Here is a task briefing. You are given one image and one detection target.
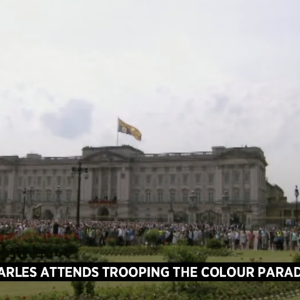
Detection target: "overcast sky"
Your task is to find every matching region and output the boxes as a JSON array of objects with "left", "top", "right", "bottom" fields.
[{"left": 0, "top": 0, "right": 299, "bottom": 201}]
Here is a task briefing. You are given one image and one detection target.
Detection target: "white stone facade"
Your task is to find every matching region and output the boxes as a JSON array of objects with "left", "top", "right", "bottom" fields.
[{"left": 0, "top": 145, "right": 268, "bottom": 227}]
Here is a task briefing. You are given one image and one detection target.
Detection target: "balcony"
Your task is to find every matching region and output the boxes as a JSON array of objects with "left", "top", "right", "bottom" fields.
[{"left": 88, "top": 197, "right": 117, "bottom": 206}]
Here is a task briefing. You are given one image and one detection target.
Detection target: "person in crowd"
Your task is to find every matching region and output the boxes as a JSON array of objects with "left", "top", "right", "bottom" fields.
[
  {"left": 248, "top": 230, "right": 255, "bottom": 250},
  {"left": 0, "top": 217, "right": 299, "bottom": 252},
  {"left": 285, "top": 228, "right": 291, "bottom": 251},
  {"left": 240, "top": 230, "right": 248, "bottom": 250}
]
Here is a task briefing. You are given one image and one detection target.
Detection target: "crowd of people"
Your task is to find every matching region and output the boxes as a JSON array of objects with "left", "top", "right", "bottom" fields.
[{"left": 0, "top": 218, "right": 299, "bottom": 251}]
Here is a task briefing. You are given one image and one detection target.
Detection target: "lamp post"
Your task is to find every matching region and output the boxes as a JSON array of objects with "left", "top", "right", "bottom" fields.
[
  {"left": 168, "top": 191, "right": 174, "bottom": 223},
  {"left": 189, "top": 191, "right": 197, "bottom": 207},
  {"left": 65, "top": 199, "right": 69, "bottom": 221},
  {"left": 295, "top": 185, "right": 299, "bottom": 226},
  {"left": 189, "top": 191, "right": 197, "bottom": 223},
  {"left": 222, "top": 190, "right": 229, "bottom": 226},
  {"left": 22, "top": 187, "right": 34, "bottom": 221},
  {"left": 71, "top": 161, "right": 88, "bottom": 228},
  {"left": 55, "top": 185, "right": 61, "bottom": 201},
  {"left": 115, "top": 201, "right": 118, "bottom": 221},
  {"left": 55, "top": 185, "right": 62, "bottom": 219}
]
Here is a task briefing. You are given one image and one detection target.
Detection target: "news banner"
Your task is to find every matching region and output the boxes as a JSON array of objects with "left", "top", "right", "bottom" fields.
[{"left": 0, "top": 263, "right": 299, "bottom": 281}]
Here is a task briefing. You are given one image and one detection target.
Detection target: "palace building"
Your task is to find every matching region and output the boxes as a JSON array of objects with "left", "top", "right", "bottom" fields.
[{"left": 0, "top": 144, "right": 276, "bottom": 228}]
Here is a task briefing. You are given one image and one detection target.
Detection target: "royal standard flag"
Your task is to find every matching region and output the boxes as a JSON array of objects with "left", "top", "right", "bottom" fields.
[{"left": 118, "top": 118, "right": 142, "bottom": 141}]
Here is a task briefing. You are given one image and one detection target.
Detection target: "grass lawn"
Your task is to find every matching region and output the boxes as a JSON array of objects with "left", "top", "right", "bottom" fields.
[{"left": 0, "top": 251, "right": 297, "bottom": 298}]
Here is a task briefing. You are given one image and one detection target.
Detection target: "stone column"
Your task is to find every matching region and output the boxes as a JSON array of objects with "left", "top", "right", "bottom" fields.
[
  {"left": 215, "top": 166, "right": 223, "bottom": 201},
  {"left": 8, "top": 168, "right": 16, "bottom": 200},
  {"left": 250, "top": 165, "right": 258, "bottom": 202},
  {"left": 108, "top": 168, "right": 111, "bottom": 200},
  {"left": 83, "top": 169, "right": 92, "bottom": 202},
  {"left": 98, "top": 169, "right": 102, "bottom": 198}
]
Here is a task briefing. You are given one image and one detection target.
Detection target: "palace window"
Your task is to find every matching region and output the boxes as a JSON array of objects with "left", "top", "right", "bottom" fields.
[
  {"left": 208, "top": 174, "right": 215, "bottom": 185},
  {"left": 182, "top": 174, "right": 188, "bottom": 185},
  {"left": 47, "top": 176, "right": 51, "bottom": 186},
  {"left": 244, "top": 172, "right": 250, "bottom": 183},
  {"left": 170, "top": 191, "right": 176, "bottom": 203},
  {"left": 146, "top": 175, "right": 152, "bottom": 185},
  {"left": 67, "top": 176, "right": 72, "bottom": 186},
  {"left": 66, "top": 190, "right": 72, "bottom": 202},
  {"left": 37, "top": 176, "right": 41, "bottom": 186},
  {"left": 158, "top": 174, "right": 164, "bottom": 185},
  {"left": 170, "top": 174, "right": 176, "bottom": 185},
  {"left": 93, "top": 176, "right": 98, "bottom": 185},
  {"left": 27, "top": 176, "right": 32, "bottom": 186},
  {"left": 195, "top": 189, "right": 201, "bottom": 203},
  {"left": 224, "top": 172, "right": 229, "bottom": 184},
  {"left": 233, "top": 189, "right": 240, "bottom": 202},
  {"left": 146, "top": 192, "right": 151, "bottom": 202},
  {"left": 57, "top": 176, "right": 61, "bottom": 186},
  {"left": 36, "top": 190, "right": 41, "bottom": 201},
  {"left": 158, "top": 191, "right": 163, "bottom": 203},
  {"left": 182, "top": 190, "right": 189, "bottom": 202},
  {"left": 134, "top": 175, "right": 139, "bottom": 185},
  {"left": 244, "top": 189, "right": 250, "bottom": 202},
  {"left": 208, "top": 190, "right": 214, "bottom": 203},
  {"left": 234, "top": 172, "right": 240, "bottom": 183},
  {"left": 134, "top": 191, "right": 140, "bottom": 202},
  {"left": 195, "top": 174, "right": 201, "bottom": 184},
  {"left": 18, "top": 190, "right": 22, "bottom": 201},
  {"left": 46, "top": 190, "right": 51, "bottom": 202},
  {"left": 4, "top": 177, "right": 8, "bottom": 185},
  {"left": 3, "top": 191, "right": 7, "bottom": 201}
]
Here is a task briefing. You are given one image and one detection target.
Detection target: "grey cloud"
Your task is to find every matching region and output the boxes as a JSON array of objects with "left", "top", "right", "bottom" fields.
[
  {"left": 36, "top": 88, "right": 55, "bottom": 102},
  {"left": 228, "top": 105, "right": 245, "bottom": 116},
  {"left": 21, "top": 109, "right": 34, "bottom": 121},
  {"left": 5, "top": 116, "right": 13, "bottom": 130},
  {"left": 212, "top": 94, "right": 229, "bottom": 113},
  {"left": 40, "top": 99, "right": 93, "bottom": 139}
]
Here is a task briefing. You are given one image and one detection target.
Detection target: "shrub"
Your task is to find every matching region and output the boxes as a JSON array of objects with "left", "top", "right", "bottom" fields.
[
  {"left": 107, "top": 238, "right": 117, "bottom": 247},
  {"left": 0, "top": 232, "right": 80, "bottom": 262},
  {"left": 80, "top": 245, "right": 233, "bottom": 257},
  {"left": 71, "top": 281, "right": 96, "bottom": 297},
  {"left": 144, "top": 229, "right": 161, "bottom": 247},
  {"left": 293, "top": 253, "right": 300, "bottom": 263},
  {"left": 206, "top": 239, "right": 223, "bottom": 249},
  {"left": 2, "top": 281, "right": 300, "bottom": 300}
]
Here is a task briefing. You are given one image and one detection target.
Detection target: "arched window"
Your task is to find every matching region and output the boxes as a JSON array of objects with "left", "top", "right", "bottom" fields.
[
  {"left": 170, "top": 189, "right": 176, "bottom": 203},
  {"left": 233, "top": 189, "right": 240, "bottom": 202},
  {"left": 46, "top": 190, "right": 51, "bottom": 202},
  {"left": 145, "top": 190, "right": 151, "bottom": 202},
  {"left": 36, "top": 190, "right": 41, "bottom": 202},
  {"left": 195, "top": 189, "right": 201, "bottom": 203},
  {"left": 133, "top": 190, "right": 140, "bottom": 202},
  {"left": 66, "top": 190, "right": 72, "bottom": 202},
  {"left": 208, "top": 189, "right": 214, "bottom": 203},
  {"left": 157, "top": 190, "right": 163, "bottom": 203},
  {"left": 182, "top": 189, "right": 189, "bottom": 202}
]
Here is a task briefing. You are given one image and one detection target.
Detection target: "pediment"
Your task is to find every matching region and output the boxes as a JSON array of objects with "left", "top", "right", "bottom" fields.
[
  {"left": 83, "top": 150, "right": 128, "bottom": 163},
  {"left": 216, "top": 148, "right": 267, "bottom": 166},
  {"left": 217, "top": 149, "right": 256, "bottom": 160}
]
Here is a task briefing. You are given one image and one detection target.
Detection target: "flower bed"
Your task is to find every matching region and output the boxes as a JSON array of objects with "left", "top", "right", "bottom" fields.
[
  {"left": 0, "top": 231, "right": 80, "bottom": 261},
  {"left": 1, "top": 281, "right": 300, "bottom": 300},
  {"left": 80, "top": 245, "right": 233, "bottom": 257}
]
